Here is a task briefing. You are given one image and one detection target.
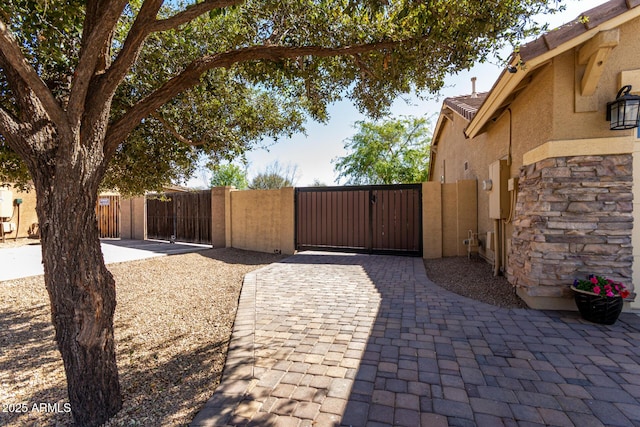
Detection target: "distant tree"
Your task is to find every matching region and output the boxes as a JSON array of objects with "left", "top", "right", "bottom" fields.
[
  {"left": 209, "top": 162, "right": 248, "bottom": 189},
  {"left": 249, "top": 161, "right": 299, "bottom": 189},
  {"left": 310, "top": 179, "right": 328, "bottom": 187},
  {"left": 333, "top": 116, "right": 432, "bottom": 185}
]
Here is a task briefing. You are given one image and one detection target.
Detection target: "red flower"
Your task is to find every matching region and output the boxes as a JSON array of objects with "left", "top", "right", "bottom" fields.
[
  {"left": 621, "top": 290, "right": 631, "bottom": 299},
  {"left": 590, "top": 277, "right": 599, "bottom": 284}
]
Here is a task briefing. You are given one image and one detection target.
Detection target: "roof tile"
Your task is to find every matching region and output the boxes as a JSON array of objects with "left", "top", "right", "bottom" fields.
[{"left": 444, "top": 93, "right": 488, "bottom": 122}]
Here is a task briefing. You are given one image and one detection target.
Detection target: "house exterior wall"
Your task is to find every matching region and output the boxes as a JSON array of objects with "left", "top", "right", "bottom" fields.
[
  {"left": 430, "top": 16, "right": 640, "bottom": 310},
  {"left": 430, "top": 65, "right": 554, "bottom": 263},
  {"left": 0, "top": 184, "right": 38, "bottom": 239},
  {"left": 508, "top": 154, "right": 633, "bottom": 309}
]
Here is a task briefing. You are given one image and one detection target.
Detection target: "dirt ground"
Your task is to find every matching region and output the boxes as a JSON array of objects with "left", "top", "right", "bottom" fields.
[{"left": 0, "top": 248, "right": 284, "bottom": 427}]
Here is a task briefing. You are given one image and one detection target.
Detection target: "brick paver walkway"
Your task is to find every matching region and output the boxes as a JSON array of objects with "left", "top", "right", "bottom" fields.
[{"left": 191, "top": 252, "right": 640, "bottom": 427}]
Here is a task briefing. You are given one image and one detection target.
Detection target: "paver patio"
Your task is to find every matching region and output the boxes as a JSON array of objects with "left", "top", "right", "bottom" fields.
[{"left": 191, "top": 251, "right": 640, "bottom": 427}]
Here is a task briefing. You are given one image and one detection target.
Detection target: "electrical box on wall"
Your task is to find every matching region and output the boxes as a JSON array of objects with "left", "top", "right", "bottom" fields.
[
  {"left": 0, "top": 188, "right": 13, "bottom": 218},
  {"left": 488, "top": 160, "right": 510, "bottom": 219}
]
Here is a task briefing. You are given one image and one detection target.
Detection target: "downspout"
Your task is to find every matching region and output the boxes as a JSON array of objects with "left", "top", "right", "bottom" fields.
[{"left": 496, "top": 108, "right": 514, "bottom": 276}]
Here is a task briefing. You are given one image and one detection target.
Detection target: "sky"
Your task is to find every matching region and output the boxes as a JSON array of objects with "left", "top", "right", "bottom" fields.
[{"left": 189, "top": 0, "right": 609, "bottom": 188}]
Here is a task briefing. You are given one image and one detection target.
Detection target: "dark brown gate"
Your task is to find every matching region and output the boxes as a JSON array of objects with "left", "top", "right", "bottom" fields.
[
  {"left": 146, "top": 190, "right": 211, "bottom": 244},
  {"left": 96, "top": 195, "right": 120, "bottom": 238},
  {"left": 296, "top": 184, "right": 422, "bottom": 255}
]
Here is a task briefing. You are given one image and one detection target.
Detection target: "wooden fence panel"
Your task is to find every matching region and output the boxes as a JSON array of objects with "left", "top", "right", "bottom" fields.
[
  {"left": 96, "top": 195, "right": 120, "bottom": 238},
  {"left": 146, "top": 191, "right": 211, "bottom": 244},
  {"left": 146, "top": 196, "right": 174, "bottom": 241}
]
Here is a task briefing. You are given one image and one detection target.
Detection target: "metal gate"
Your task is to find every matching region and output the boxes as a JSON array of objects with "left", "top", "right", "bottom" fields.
[
  {"left": 146, "top": 190, "right": 211, "bottom": 244},
  {"left": 295, "top": 184, "right": 422, "bottom": 255},
  {"left": 96, "top": 195, "right": 120, "bottom": 238}
]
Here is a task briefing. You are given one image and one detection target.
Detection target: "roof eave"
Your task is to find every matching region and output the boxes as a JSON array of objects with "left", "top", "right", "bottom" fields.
[{"left": 464, "top": 2, "right": 640, "bottom": 139}]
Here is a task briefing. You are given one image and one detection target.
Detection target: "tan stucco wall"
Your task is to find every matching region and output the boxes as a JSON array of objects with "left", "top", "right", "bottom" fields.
[
  {"left": 0, "top": 184, "right": 38, "bottom": 239},
  {"left": 633, "top": 132, "right": 640, "bottom": 311},
  {"left": 227, "top": 187, "right": 295, "bottom": 255},
  {"left": 210, "top": 186, "right": 230, "bottom": 248},
  {"left": 555, "top": 18, "right": 640, "bottom": 141},
  {"left": 431, "top": 65, "right": 554, "bottom": 253},
  {"left": 120, "top": 196, "right": 146, "bottom": 240},
  {"left": 423, "top": 180, "right": 477, "bottom": 259}
]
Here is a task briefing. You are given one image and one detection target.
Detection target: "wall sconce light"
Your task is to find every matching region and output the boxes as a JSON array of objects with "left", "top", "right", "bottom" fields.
[{"left": 606, "top": 85, "right": 640, "bottom": 130}]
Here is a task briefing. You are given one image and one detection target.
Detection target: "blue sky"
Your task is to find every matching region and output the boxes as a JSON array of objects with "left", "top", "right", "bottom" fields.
[{"left": 190, "top": 0, "right": 608, "bottom": 188}]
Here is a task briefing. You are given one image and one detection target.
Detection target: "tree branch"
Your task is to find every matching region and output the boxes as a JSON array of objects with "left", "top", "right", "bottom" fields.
[
  {"left": 100, "top": 0, "right": 242, "bottom": 105},
  {"left": 353, "top": 54, "right": 379, "bottom": 80},
  {"left": 0, "top": 105, "right": 19, "bottom": 139},
  {"left": 66, "top": 0, "right": 127, "bottom": 126},
  {"left": 0, "top": 106, "right": 34, "bottom": 161},
  {"left": 104, "top": 40, "right": 405, "bottom": 154},
  {"left": 0, "top": 19, "right": 68, "bottom": 137},
  {"left": 96, "top": 0, "right": 164, "bottom": 103},
  {"left": 151, "top": 112, "right": 205, "bottom": 146},
  {"left": 150, "top": 0, "right": 244, "bottom": 33}
]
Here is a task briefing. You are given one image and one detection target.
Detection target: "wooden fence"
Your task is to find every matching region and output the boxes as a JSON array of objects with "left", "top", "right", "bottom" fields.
[
  {"left": 146, "top": 191, "right": 211, "bottom": 244},
  {"left": 96, "top": 195, "right": 120, "bottom": 238}
]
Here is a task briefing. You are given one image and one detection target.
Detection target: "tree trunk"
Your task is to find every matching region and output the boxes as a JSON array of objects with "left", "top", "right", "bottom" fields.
[{"left": 34, "top": 166, "right": 122, "bottom": 426}]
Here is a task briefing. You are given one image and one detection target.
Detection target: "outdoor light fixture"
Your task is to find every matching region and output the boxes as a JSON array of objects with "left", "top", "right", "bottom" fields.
[{"left": 606, "top": 85, "right": 640, "bottom": 130}]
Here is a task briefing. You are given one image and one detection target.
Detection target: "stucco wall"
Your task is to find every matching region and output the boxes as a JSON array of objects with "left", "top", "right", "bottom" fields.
[
  {"left": 227, "top": 187, "right": 295, "bottom": 255},
  {"left": 554, "top": 18, "right": 640, "bottom": 141},
  {"left": 0, "top": 184, "right": 39, "bottom": 239},
  {"left": 430, "top": 15, "right": 640, "bottom": 309},
  {"left": 431, "top": 65, "right": 554, "bottom": 254},
  {"left": 211, "top": 186, "right": 229, "bottom": 248},
  {"left": 423, "top": 180, "right": 477, "bottom": 259},
  {"left": 120, "top": 196, "right": 146, "bottom": 240}
]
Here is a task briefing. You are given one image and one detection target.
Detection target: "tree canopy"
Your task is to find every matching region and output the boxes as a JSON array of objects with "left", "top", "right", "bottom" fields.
[
  {"left": 209, "top": 162, "right": 248, "bottom": 188},
  {"left": 1, "top": 0, "right": 561, "bottom": 195},
  {"left": 249, "top": 160, "right": 299, "bottom": 189},
  {"left": 334, "top": 116, "right": 432, "bottom": 184}
]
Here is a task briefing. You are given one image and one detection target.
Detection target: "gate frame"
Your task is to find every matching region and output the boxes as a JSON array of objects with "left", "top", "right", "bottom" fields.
[{"left": 295, "top": 183, "right": 423, "bottom": 256}]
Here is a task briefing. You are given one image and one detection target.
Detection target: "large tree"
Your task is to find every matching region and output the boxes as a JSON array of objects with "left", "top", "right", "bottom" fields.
[
  {"left": 209, "top": 161, "right": 249, "bottom": 188},
  {"left": 0, "top": 0, "right": 560, "bottom": 425},
  {"left": 249, "top": 160, "right": 299, "bottom": 189},
  {"left": 334, "top": 115, "right": 432, "bottom": 184}
]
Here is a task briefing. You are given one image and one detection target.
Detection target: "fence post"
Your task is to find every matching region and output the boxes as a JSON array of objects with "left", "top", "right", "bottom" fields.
[
  {"left": 224, "top": 186, "right": 234, "bottom": 248},
  {"left": 423, "top": 182, "right": 443, "bottom": 259},
  {"left": 280, "top": 187, "right": 296, "bottom": 254},
  {"left": 211, "top": 186, "right": 230, "bottom": 248}
]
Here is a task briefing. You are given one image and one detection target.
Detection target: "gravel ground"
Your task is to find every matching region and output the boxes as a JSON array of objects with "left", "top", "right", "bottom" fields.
[
  {"left": 0, "top": 248, "right": 283, "bottom": 427},
  {"left": 1, "top": 245, "right": 525, "bottom": 426},
  {"left": 424, "top": 256, "right": 529, "bottom": 309}
]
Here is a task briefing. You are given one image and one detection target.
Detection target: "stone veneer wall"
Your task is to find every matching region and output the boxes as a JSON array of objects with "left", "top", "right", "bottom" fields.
[{"left": 507, "top": 154, "right": 633, "bottom": 299}]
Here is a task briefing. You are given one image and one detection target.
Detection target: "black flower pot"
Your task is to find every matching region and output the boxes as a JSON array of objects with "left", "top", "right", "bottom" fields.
[{"left": 572, "top": 287, "right": 624, "bottom": 325}]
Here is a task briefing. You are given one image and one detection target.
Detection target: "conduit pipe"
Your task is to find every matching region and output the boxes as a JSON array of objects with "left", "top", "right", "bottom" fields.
[{"left": 493, "top": 219, "right": 500, "bottom": 277}]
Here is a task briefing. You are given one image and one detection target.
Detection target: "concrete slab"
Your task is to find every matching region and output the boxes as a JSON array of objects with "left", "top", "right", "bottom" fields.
[{"left": 0, "top": 239, "right": 209, "bottom": 281}]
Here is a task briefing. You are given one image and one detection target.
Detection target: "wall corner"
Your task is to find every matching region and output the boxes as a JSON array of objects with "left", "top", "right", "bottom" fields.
[{"left": 280, "top": 187, "right": 296, "bottom": 255}]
